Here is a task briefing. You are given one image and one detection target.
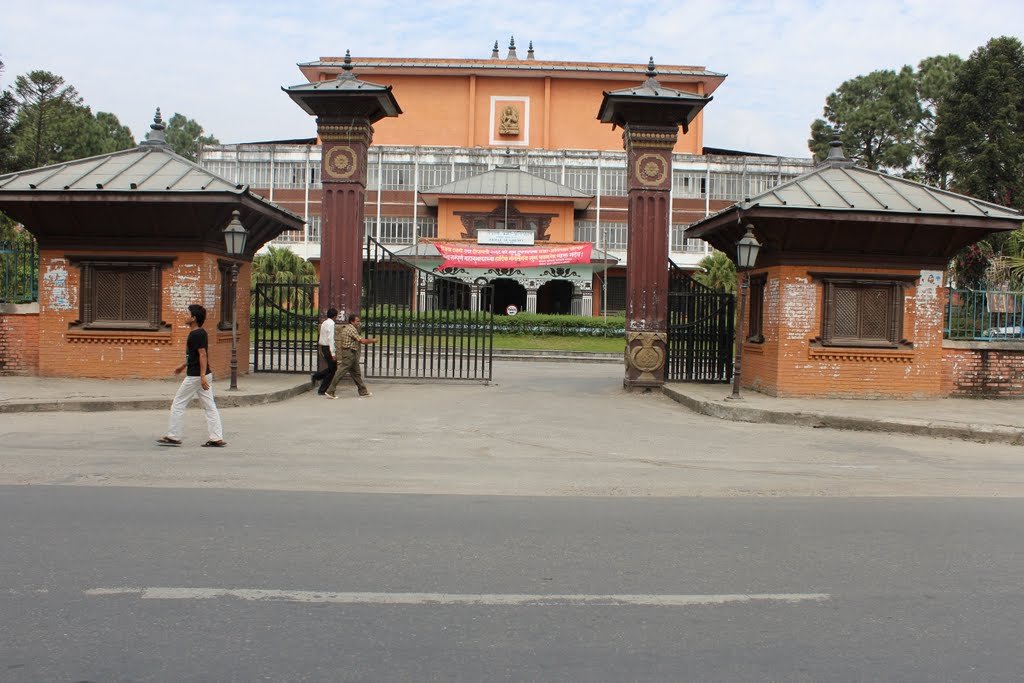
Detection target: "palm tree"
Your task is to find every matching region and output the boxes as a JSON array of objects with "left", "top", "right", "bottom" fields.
[
  {"left": 694, "top": 250, "right": 737, "bottom": 293},
  {"left": 251, "top": 245, "right": 317, "bottom": 308}
]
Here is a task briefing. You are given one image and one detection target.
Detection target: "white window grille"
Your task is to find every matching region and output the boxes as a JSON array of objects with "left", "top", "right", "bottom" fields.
[
  {"left": 670, "top": 224, "right": 688, "bottom": 252},
  {"left": 418, "top": 164, "right": 452, "bottom": 190},
  {"left": 371, "top": 216, "right": 416, "bottom": 244},
  {"left": 418, "top": 216, "right": 438, "bottom": 239},
  {"left": 453, "top": 163, "right": 488, "bottom": 181},
  {"left": 366, "top": 159, "right": 379, "bottom": 190},
  {"left": 708, "top": 172, "right": 743, "bottom": 200},
  {"left": 600, "top": 167, "right": 626, "bottom": 196},
  {"left": 564, "top": 166, "right": 598, "bottom": 194},
  {"left": 671, "top": 224, "right": 710, "bottom": 253},
  {"left": 237, "top": 161, "right": 272, "bottom": 188},
  {"left": 673, "top": 170, "right": 706, "bottom": 198},
  {"left": 204, "top": 160, "right": 238, "bottom": 183},
  {"left": 574, "top": 220, "right": 597, "bottom": 244},
  {"left": 380, "top": 163, "right": 414, "bottom": 190},
  {"left": 274, "top": 229, "right": 304, "bottom": 243},
  {"left": 273, "top": 162, "right": 307, "bottom": 190},
  {"left": 600, "top": 222, "right": 628, "bottom": 250},
  {"left": 527, "top": 165, "right": 562, "bottom": 183},
  {"left": 744, "top": 173, "right": 778, "bottom": 197},
  {"left": 307, "top": 215, "right": 321, "bottom": 242}
]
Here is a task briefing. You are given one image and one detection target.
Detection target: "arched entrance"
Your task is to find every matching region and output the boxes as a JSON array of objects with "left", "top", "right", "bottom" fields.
[
  {"left": 537, "top": 279, "right": 574, "bottom": 315},
  {"left": 485, "top": 278, "right": 527, "bottom": 315}
]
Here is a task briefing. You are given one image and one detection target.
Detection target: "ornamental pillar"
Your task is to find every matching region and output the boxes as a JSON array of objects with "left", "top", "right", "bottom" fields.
[
  {"left": 526, "top": 287, "right": 538, "bottom": 314},
  {"left": 597, "top": 58, "right": 711, "bottom": 389}
]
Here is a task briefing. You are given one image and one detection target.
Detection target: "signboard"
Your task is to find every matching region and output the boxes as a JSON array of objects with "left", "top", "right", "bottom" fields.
[
  {"left": 434, "top": 243, "right": 592, "bottom": 270},
  {"left": 477, "top": 229, "right": 535, "bottom": 246}
]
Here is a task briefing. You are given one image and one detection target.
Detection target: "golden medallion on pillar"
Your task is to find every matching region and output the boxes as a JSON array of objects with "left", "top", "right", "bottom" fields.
[
  {"left": 626, "top": 331, "right": 667, "bottom": 381},
  {"left": 323, "top": 145, "right": 358, "bottom": 180},
  {"left": 634, "top": 153, "right": 669, "bottom": 187}
]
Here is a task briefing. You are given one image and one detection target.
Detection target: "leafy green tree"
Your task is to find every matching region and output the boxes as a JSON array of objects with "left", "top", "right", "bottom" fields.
[
  {"left": 149, "top": 112, "right": 218, "bottom": 161},
  {"left": 932, "top": 36, "right": 1024, "bottom": 210},
  {"left": 808, "top": 66, "right": 922, "bottom": 172},
  {"left": 251, "top": 245, "right": 317, "bottom": 308},
  {"left": 693, "top": 250, "right": 736, "bottom": 293},
  {"left": 0, "top": 59, "right": 16, "bottom": 174}
]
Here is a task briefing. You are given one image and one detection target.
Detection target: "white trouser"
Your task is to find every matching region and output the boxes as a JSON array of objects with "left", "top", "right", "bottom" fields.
[{"left": 167, "top": 373, "right": 223, "bottom": 441}]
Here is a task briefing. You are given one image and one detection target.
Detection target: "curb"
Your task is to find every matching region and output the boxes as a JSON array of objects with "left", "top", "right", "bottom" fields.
[
  {"left": 0, "top": 382, "right": 314, "bottom": 414},
  {"left": 492, "top": 349, "right": 620, "bottom": 364},
  {"left": 661, "top": 386, "right": 1024, "bottom": 446}
]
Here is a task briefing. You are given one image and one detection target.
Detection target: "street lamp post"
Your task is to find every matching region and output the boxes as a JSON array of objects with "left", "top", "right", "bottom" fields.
[
  {"left": 222, "top": 210, "right": 249, "bottom": 391},
  {"left": 727, "top": 225, "right": 761, "bottom": 401}
]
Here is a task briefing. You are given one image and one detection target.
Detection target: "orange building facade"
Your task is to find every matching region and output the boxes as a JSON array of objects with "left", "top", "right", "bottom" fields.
[{"left": 201, "top": 43, "right": 813, "bottom": 316}]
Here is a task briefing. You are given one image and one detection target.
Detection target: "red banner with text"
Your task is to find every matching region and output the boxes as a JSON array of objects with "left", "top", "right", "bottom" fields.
[{"left": 434, "top": 243, "right": 593, "bottom": 270}]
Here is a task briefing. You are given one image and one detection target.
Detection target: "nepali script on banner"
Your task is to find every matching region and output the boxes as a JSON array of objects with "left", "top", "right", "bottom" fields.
[{"left": 434, "top": 243, "right": 593, "bottom": 270}]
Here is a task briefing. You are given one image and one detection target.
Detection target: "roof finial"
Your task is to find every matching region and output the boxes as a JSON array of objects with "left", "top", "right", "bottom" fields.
[
  {"left": 338, "top": 49, "right": 355, "bottom": 80},
  {"left": 643, "top": 57, "right": 661, "bottom": 89},
  {"left": 491, "top": 41, "right": 500, "bottom": 59},
  {"left": 825, "top": 134, "right": 848, "bottom": 163},
  {"left": 527, "top": 41, "right": 535, "bottom": 60},
  {"left": 507, "top": 36, "right": 518, "bottom": 60},
  {"left": 140, "top": 107, "right": 169, "bottom": 148}
]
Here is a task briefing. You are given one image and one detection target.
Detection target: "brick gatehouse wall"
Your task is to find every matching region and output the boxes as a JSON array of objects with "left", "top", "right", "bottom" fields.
[
  {"left": 0, "top": 303, "right": 40, "bottom": 376},
  {"left": 942, "top": 341, "right": 1024, "bottom": 397}
]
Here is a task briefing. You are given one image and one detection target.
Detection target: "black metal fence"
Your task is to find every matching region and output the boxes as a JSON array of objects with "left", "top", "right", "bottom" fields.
[
  {"left": 250, "top": 282, "right": 319, "bottom": 373},
  {"left": 666, "top": 265, "right": 735, "bottom": 382},
  {"left": 363, "top": 237, "right": 494, "bottom": 381},
  {"left": 1, "top": 239, "right": 39, "bottom": 303}
]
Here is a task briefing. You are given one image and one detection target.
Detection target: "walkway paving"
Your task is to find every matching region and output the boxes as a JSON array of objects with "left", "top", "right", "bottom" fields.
[{"left": 1, "top": 358, "right": 1022, "bottom": 444}]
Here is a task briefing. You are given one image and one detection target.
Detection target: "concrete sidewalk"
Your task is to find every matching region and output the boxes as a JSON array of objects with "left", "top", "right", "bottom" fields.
[
  {"left": 662, "top": 382, "right": 1024, "bottom": 446},
  {"left": 1, "top": 361, "right": 1022, "bottom": 444}
]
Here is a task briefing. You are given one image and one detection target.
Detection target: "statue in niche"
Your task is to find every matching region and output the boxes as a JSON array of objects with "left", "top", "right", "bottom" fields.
[{"left": 499, "top": 105, "right": 520, "bottom": 136}]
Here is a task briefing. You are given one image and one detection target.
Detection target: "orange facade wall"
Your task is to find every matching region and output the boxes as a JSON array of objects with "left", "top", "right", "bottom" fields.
[
  {"left": 0, "top": 305, "right": 40, "bottom": 375},
  {"left": 36, "top": 249, "right": 250, "bottom": 379},
  {"left": 366, "top": 73, "right": 703, "bottom": 153},
  {"left": 742, "top": 264, "right": 948, "bottom": 398},
  {"left": 435, "top": 199, "right": 575, "bottom": 242}
]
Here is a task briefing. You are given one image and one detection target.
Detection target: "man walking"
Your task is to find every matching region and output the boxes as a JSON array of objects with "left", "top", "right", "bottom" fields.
[
  {"left": 157, "top": 304, "right": 226, "bottom": 447},
  {"left": 325, "top": 314, "right": 378, "bottom": 399},
  {"left": 311, "top": 307, "right": 339, "bottom": 395}
]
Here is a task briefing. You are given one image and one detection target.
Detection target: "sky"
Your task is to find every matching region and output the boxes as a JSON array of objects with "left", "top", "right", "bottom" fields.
[{"left": 2, "top": 0, "right": 1022, "bottom": 160}]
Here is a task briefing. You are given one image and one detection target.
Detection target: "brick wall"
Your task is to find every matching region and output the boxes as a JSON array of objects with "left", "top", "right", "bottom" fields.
[
  {"left": 942, "top": 341, "right": 1024, "bottom": 397},
  {"left": 37, "top": 249, "right": 251, "bottom": 379},
  {"left": 743, "top": 264, "right": 948, "bottom": 398},
  {"left": 0, "top": 303, "right": 40, "bottom": 375}
]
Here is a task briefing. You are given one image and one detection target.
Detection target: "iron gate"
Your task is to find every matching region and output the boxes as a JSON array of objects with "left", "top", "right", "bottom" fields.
[
  {"left": 363, "top": 237, "right": 494, "bottom": 381},
  {"left": 666, "top": 265, "right": 735, "bottom": 382},
  {"left": 251, "top": 282, "right": 319, "bottom": 373}
]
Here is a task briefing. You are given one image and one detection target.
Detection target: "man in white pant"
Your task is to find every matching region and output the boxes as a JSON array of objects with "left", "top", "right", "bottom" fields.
[{"left": 157, "top": 304, "right": 226, "bottom": 447}]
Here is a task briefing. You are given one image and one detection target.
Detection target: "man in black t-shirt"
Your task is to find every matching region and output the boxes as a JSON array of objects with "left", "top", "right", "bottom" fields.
[{"left": 157, "top": 304, "right": 226, "bottom": 447}]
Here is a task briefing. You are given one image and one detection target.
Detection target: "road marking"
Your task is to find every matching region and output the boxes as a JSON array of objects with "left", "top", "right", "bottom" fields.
[{"left": 85, "top": 587, "right": 829, "bottom": 606}]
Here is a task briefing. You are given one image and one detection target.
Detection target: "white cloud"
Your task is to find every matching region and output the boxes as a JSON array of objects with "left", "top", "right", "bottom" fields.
[{"left": 1, "top": 0, "right": 1021, "bottom": 158}]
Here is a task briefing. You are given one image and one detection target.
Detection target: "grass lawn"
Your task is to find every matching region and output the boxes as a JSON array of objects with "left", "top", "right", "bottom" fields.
[{"left": 493, "top": 334, "right": 623, "bottom": 352}]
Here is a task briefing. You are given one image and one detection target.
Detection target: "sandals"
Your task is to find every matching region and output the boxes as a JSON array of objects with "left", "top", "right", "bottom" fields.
[
  {"left": 157, "top": 436, "right": 182, "bottom": 446},
  {"left": 201, "top": 440, "right": 227, "bottom": 448}
]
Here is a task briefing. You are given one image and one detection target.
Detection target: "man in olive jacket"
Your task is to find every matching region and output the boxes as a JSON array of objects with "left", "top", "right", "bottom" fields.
[{"left": 324, "top": 313, "right": 378, "bottom": 399}]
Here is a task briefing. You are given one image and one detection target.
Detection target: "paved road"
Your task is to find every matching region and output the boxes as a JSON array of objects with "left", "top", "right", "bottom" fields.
[
  {"left": 3, "top": 487, "right": 1023, "bottom": 682},
  {"left": 2, "top": 363, "right": 1023, "bottom": 497}
]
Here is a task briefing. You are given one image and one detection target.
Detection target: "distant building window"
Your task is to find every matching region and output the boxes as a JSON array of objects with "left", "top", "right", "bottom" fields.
[
  {"left": 813, "top": 273, "right": 916, "bottom": 348},
  {"left": 604, "top": 275, "right": 627, "bottom": 314},
  {"left": 68, "top": 256, "right": 174, "bottom": 332}
]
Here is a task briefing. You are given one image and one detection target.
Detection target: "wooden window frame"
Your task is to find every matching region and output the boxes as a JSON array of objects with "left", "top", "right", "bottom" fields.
[
  {"left": 68, "top": 255, "right": 174, "bottom": 332},
  {"left": 810, "top": 272, "right": 917, "bottom": 349},
  {"left": 746, "top": 273, "right": 766, "bottom": 344}
]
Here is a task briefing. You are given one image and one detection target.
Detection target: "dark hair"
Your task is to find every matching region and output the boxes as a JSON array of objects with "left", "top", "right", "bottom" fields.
[
  {"left": 325, "top": 308, "right": 338, "bottom": 319},
  {"left": 348, "top": 313, "right": 358, "bottom": 323},
  {"left": 188, "top": 304, "right": 207, "bottom": 327}
]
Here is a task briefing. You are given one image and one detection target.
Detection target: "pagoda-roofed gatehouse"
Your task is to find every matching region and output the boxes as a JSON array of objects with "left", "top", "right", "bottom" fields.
[
  {"left": 686, "top": 140, "right": 1022, "bottom": 398},
  {"left": 0, "top": 110, "right": 304, "bottom": 378}
]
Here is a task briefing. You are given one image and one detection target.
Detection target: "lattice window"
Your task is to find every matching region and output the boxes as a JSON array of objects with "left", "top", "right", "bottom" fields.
[
  {"left": 308, "top": 215, "right": 321, "bottom": 242},
  {"left": 604, "top": 275, "right": 627, "bottom": 314},
  {"left": 527, "top": 164, "right": 562, "bottom": 183},
  {"left": 418, "top": 215, "right": 438, "bottom": 239},
  {"left": 453, "top": 163, "right": 488, "bottom": 181},
  {"left": 380, "top": 163, "right": 414, "bottom": 190},
  {"left": 237, "top": 161, "right": 272, "bottom": 188},
  {"left": 673, "top": 171, "right": 706, "bottom": 198},
  {"left": 817, "top": 274, "right": 913, "bottom": 348},
  {"left": 204, "top": 160, "right": 238, "bottom": 183},
  {"left": 273, "top": 162, "right": 308, "bottom": 190},
  {"left": 69, "top": 257, "right": 173, "bottom": 331}
]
